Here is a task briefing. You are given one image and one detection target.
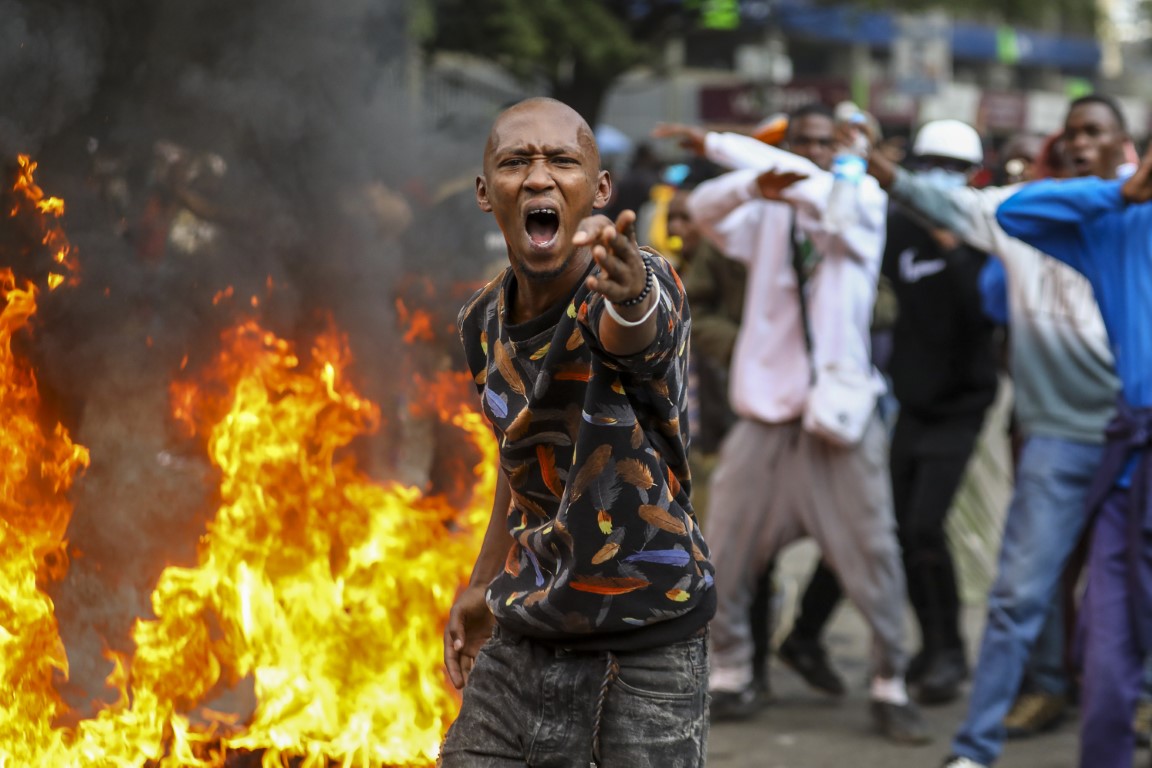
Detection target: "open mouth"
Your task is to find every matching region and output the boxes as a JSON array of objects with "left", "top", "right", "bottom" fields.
[
  {"left": 1071, "top": 155, "right": 1093, "bottom": 173},
  {"left": 525, "top": 207, "right": 560, "bottom": 248}
]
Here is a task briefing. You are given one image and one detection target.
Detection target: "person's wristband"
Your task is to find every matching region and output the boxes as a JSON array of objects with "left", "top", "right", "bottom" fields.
[
  {"left": 616, "top": 251, "right": 654, "bottom": 306},
  {"left": 605, "top": 278, "right": 662, "bottom": 328}
]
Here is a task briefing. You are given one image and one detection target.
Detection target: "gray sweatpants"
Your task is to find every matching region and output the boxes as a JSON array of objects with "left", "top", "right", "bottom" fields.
[{"left": 704, "top": 414, "right": 908, "bottom": 691}]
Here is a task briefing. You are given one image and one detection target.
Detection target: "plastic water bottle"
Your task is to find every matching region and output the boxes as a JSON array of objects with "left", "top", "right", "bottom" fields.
[{"left": 824, "top": 103, "right": 869, "bottom": 234}]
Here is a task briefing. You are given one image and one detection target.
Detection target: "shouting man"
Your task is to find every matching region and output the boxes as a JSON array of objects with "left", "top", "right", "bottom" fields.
[{"left": 440, "top": 98, "right": 715, "bottom": 768}]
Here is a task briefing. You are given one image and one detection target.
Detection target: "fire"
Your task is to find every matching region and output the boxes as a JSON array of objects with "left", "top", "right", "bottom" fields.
[
  {"left": 147, "top": 321, "right": 493, "bottom": 766},
  {"left": 10, "top": 155, "right": 79, "bottom": 290},
  {"left": 0, "top": 280, "right": 89, "bottom": 753},
  {"left": 1, "top": 154, "right": 497, "bottom": 766},
  {"left": 395, "top": 299, "right": 435, "bottom": 345},
  {"left": 6, "top": 317, "right": 494, "bottom": 766},
  {"left": 212, "top": 286, "right": 234, "bottom": 306}
]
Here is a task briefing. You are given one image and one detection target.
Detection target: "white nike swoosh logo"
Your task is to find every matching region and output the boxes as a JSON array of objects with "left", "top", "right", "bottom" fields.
[{"left": 899, "top": 248, "right": 946, "bottom": 283}]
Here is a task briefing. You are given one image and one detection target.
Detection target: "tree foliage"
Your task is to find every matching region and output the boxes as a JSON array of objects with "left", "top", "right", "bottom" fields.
[{"left": 423, "top": 0, "right": 696, "bottom": 125}]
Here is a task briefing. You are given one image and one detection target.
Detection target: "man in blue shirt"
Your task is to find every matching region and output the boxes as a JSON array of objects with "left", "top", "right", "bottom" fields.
[{"left": 996, "top": 100, "right": 1152, "bottom": 768}]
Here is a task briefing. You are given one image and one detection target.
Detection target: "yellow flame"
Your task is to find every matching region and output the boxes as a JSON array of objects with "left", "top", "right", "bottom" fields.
[
  {"left": 3, "top": 154, "right": 494, "bottom": 766},
  {"left": 0, "top": 269, "right": 90, "bottom": 760},
  {"left": 144, "top": 323, "right": 493, "bottom": 765}
]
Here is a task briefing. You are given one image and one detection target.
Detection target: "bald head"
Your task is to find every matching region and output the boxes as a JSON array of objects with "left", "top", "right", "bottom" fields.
[
  {"left": 475, "top": 96, "right": 612, "bottom": 285},
  {"left": 484, "top": 98, "right": 600, "bottom": 172}
]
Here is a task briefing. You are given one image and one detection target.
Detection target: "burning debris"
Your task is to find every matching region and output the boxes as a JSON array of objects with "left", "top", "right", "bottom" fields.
[
  {"left": 0, "top": 264, "right": 90, "bottom": 763},
  {"left": 0, "top": 1, "right": 509, "bottom": 761},
  {"left": 1, "top": 155, "right": 497, "bottom": 766}
]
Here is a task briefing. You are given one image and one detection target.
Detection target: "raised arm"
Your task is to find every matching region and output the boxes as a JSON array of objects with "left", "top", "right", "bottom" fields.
[
  {"left": 995, "top": 177, "right": 1127, "bottom": 270},
  {"left": 686, "top": 170, "right": 764, "bottom": 264},
  {"left": 888, "top": 168, "right": 1014, "bottom": 255},
  {"left": 785, "top": 173, "right": 886, "bottom": 267},
  {"left": 651, "top": 124, "right": 793, "bottom": 173},
  {"left": 709, "top": 135, "right": 887, "bottom": 266},
  {"left": 706, "top": 131, "right": 819, "bottom": 174},
  {"left": 577, "top": 209, "right": 661, "bottom": 356}
]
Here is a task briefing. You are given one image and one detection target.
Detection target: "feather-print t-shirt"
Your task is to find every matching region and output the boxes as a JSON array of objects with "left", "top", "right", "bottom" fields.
[{"left": 457, "top": 252, "right": 716, "bottom": 651}]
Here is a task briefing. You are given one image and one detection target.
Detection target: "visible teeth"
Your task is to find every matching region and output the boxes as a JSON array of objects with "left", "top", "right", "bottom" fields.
[{"left": 529, "top": 208, "right": 556, "bottom": 216}]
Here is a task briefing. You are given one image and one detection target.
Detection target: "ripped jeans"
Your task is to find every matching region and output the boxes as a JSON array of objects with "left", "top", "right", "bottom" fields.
[{"left": 438, "top": 626, "right": 709, "bottom": 768}]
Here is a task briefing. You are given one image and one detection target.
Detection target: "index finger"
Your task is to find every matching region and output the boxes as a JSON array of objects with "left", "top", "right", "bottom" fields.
[
  {"left": 614, "top": 208, "right": 637, "bottom": 236},
  {"left": 572, "top": 214, "right": 615, "bottom": 246}
]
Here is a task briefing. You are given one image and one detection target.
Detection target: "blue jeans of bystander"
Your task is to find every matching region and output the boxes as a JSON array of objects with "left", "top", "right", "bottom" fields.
[
  {"left": 1021, "top": 591, "right": 1068, "bottom": 697},
  {"left": 951, "top": 435, "right": 1102, "bottom": 765}
]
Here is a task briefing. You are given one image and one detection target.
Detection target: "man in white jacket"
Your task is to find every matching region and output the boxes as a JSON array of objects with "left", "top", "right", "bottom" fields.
[{"left": 657, "top": 105, "right": 927, "bottom": 743}]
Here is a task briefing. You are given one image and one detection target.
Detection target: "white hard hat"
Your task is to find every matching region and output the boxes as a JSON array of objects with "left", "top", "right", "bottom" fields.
[{"left": 912, "top": 119, "right": 984, "bottom": 166}]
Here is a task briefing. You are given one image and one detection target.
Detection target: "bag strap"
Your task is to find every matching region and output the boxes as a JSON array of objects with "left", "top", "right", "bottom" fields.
[{"left": 789, "top": 217, "right": 816, "bottom": 382}]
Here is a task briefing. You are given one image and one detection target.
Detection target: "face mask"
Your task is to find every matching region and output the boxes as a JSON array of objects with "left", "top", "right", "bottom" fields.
[{"left": 917, "top": 167, "right": 969, "bottom": 188}]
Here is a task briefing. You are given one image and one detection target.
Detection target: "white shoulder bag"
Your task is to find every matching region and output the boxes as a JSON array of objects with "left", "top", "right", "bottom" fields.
[{"left": 790, "top": 223, "right": 879, "bottom": 447}]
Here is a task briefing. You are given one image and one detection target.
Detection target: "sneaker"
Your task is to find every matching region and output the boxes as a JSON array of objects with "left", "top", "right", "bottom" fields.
[
  {"left": 1002, "top": 692, "right": 1067, "bottom": 738},
  {"left": 906, "top": 649, "right": 929, "bottom": 684},
  {"left": 870, "top": 699, "right": 931, "bottom": 745},
  {"left": 916, "top": 648, "right": 968, "bottom": 705},
  {"left": 941, "top": 757, "right": 989, "bottom": 768},
  {"left": 1134, "top": 699, "right": 1152, "bottom": 747},
  {"left": 751, "top": 666, "right": 772, "bottom": 704},
  {"left": 777, "top": 633, "right": 847, "bottom": 696},
  {"left": 709, "top": 686, "right": 760, "bottom": 722}
]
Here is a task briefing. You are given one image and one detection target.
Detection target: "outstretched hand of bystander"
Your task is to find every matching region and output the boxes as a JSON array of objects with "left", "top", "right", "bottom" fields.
[
  {"left": 866, "top": 145, "right": 898, "bottom": 190},
  {"left": 651, "top": 123, "right": 708, "bottom": 156},
  {"left": 755, "top": 168, "right": 809, "bottom": 202}
]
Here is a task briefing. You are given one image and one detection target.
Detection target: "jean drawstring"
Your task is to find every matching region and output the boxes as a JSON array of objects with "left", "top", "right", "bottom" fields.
[{"left": 590, "top": 651, "right": 619, "bottom": 766}]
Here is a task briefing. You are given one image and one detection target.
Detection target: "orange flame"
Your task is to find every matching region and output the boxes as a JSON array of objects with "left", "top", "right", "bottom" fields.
[
  {"left": 211, "top": 286, "right": 234, "bottom": 306},
  {"left": 0, "top": 155, "right": 90, "bottom": 760},
  {"left": 6, "top": 318, "right": 494, "bottom": 766},
  {"left": 10, "top": 155, "right": 79, "bottom": 290},
  {"left": 147, "top": 322, "right": 493, "bottom": 765},
  {"left": 0, "top": 268, "right": 90, "bottom": 760},
  {"left": 1, "top": 156, "right": 496, "bottom": 766},
  {"left": 395, "top": 298, "right": 436, "bottom": 345}
]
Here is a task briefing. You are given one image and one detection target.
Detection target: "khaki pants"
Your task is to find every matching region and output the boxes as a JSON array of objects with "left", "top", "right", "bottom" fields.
[{"left": 705, "top": 414, "right": 908, "bottom": 690}]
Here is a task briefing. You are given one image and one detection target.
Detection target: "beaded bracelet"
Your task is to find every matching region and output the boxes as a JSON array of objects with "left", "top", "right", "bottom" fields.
[
  {"left": 616, "top": 250, "right": 654, "bottom": 307},
  {"left": 605, "top": 276, "right": 662, "bottom": 328}
]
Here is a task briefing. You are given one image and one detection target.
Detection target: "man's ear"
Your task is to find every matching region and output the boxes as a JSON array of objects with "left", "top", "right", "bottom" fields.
[
  {"left": 593, "top": 170, "right": 612, "bottom": 209},
  {"left": 476, "top": 175, "right": 492, "bottom": 213}
]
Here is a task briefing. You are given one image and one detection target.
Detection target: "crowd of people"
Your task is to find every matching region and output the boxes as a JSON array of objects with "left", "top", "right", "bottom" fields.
[{"left": 437, "top": 93, "right": 1152, "bottom": 768}]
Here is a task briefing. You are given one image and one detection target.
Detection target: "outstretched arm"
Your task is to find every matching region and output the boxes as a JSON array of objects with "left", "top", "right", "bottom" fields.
[
  {"left": 577, "top": 209, "right": 662, "bottom": 356},
  {"left": 877, "top": 159, "right": 1014, "bottom": 255},
  {"left": 755, "top": 163, "right": 885, "bottom": 268},
  {"left": 651, "top": 123, "right": 814, "bottom": 173},
  {"left": 686, "top": 170, "right": 765, "bottom": 263},
  {"left": 706, "top": 131, "right": 819, "bottom": 174},
  {"left": 651, "top": 123, "right": 708, "bottom": 157},
  {"left": 995, "top": 177, "right": 1127, "bottom": 271}
]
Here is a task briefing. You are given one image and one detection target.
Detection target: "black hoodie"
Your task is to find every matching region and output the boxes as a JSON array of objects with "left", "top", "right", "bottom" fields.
[{"left": 882, "top": 205, "right": 999, "bottom": 422}]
